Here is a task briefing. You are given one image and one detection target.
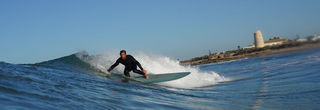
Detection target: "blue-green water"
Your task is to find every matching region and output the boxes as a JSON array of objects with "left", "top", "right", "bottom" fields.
[{"left": 0, "top": 48, "right": 320, "bottom": 110}]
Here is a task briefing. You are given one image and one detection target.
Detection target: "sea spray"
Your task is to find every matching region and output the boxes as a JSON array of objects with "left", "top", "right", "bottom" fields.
[{"left": 76, "top": 51, "right": 228, "bottom": 88}]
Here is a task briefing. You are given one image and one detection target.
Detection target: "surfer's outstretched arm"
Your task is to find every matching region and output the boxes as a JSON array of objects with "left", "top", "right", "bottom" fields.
[
  {"left": 107, "top": 58, "right": 120, "bottom": 72},
  {"left": 127, "top": 55, "right": 143, "bottom": 70},
  {"left": 133, "top": 58, "right": 143, "bottom": 70},
  {"left": 130, "top": 56, "right": 148, "bottom": 78},
  {"left": 132, "top": 70, "right": 144, "bottom": 75}
]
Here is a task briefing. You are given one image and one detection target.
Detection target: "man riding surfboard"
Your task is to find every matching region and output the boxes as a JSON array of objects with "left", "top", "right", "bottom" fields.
[{"left": 107, "top": 50, "right": 149, "bottom": 79}]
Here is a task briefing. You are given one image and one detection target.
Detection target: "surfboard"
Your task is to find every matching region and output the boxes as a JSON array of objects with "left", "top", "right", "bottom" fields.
[{"left": 124, "top": 72, "right": 190, "bottom": 83}]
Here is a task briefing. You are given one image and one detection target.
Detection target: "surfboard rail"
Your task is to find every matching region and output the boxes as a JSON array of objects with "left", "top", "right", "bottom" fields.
[{"left": 125, "top": 72, "right": 191, "bottom": 83}]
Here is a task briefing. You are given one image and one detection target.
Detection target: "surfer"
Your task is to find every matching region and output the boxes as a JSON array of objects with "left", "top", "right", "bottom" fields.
[{"left": 107, "top": 50, "right": 149, "bottom": 79}]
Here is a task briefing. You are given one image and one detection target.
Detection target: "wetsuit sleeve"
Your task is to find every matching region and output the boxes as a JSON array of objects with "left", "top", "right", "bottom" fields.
[
  {"left": 108, "top": 58, "right": 120, "bottom": 72},
  {"left": 131, "top": 56, "right": 144, "bottom": 70}
]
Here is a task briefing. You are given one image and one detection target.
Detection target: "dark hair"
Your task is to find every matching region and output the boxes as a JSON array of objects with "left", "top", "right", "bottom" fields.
[{"left": 120, "top": 50, "right": 126, "bottom": 55}]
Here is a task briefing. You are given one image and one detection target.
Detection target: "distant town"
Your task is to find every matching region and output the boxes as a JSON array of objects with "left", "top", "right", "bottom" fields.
[{"left": 180, "top": 30, "right": 320, "bottom": 65}]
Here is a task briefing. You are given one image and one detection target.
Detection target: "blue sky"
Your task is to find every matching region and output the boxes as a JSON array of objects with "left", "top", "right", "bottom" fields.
[{"left": 1, "top": 0, "right": 320, "bottom": 64}]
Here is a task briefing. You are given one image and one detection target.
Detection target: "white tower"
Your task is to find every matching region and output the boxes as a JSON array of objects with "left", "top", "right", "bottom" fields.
[{"left": 254, "top": 30, "right": 264, "bottom": 48}]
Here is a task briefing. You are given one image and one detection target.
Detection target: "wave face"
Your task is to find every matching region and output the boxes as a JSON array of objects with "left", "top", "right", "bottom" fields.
[{"left": 0, "top": 48, "right": 320, "bottom": 109}]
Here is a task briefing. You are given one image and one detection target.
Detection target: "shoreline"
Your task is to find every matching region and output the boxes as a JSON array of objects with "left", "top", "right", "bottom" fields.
[{"left": 180, "top": 42, "right": 320, "bottom": 66}]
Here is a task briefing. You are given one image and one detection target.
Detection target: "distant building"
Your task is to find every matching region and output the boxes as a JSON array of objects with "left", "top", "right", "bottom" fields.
[
  {"left": 243, "top": 45, "right": 254, "bottom": 49},
  {"left": 254, "top": 30, "right": 264, "bottom": 48},
  {"left": 264, "top": 38, "right": 287, "bottom": 46},
  {"left": 311, "top": 34, "right": 320, "bottom": 41},
  {"left": 295, "top": 34, "right": 320, "bottom": 42},
  {"left": 296, "top": 38, "right": 308, "bottom": 42}
]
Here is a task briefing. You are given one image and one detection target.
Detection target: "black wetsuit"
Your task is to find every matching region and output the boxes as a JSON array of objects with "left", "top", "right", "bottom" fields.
[{"left": 107, "top": 55, "right": 144, "bottom": 77}]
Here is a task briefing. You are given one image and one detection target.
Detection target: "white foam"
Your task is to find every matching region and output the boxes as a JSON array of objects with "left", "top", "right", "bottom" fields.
[{"left": 77, "top": 51, "right": 229, "bottom": 88}]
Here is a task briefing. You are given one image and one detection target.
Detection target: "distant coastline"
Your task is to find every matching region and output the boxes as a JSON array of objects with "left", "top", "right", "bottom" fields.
[{"left": 180, "top": 41, "right": 320, "bottom": 66}]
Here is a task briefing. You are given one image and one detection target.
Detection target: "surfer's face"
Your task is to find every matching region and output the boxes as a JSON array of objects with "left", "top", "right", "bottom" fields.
[{"left": 121, "top": 53, "right": 126, "bottom": 59}]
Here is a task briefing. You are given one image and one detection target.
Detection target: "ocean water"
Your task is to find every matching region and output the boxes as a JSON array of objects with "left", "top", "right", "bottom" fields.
[{"left": 0, "top": 48, "right": 320, "bottom": 110}]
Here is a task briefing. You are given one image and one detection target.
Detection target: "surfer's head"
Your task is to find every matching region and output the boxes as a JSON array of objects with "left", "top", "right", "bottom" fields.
[{"left": 120, "top": 50, "right": 126, "bottom": 59}]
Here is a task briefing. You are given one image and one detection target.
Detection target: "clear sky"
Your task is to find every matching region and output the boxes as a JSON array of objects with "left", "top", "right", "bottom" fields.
[{"left": 1, "top": 0, "right": 320, "bottom": 64}]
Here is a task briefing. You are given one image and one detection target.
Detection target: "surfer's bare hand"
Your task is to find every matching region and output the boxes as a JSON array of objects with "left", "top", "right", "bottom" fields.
[
  {"left": 145, "top": 73, "right": 149, "bottom": 79},
  {"left": 142, "top": 69, "right": 147, "bottom": 74},
  {"left": 142, "top": 70, "right": 148, "bottom": 79}
]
